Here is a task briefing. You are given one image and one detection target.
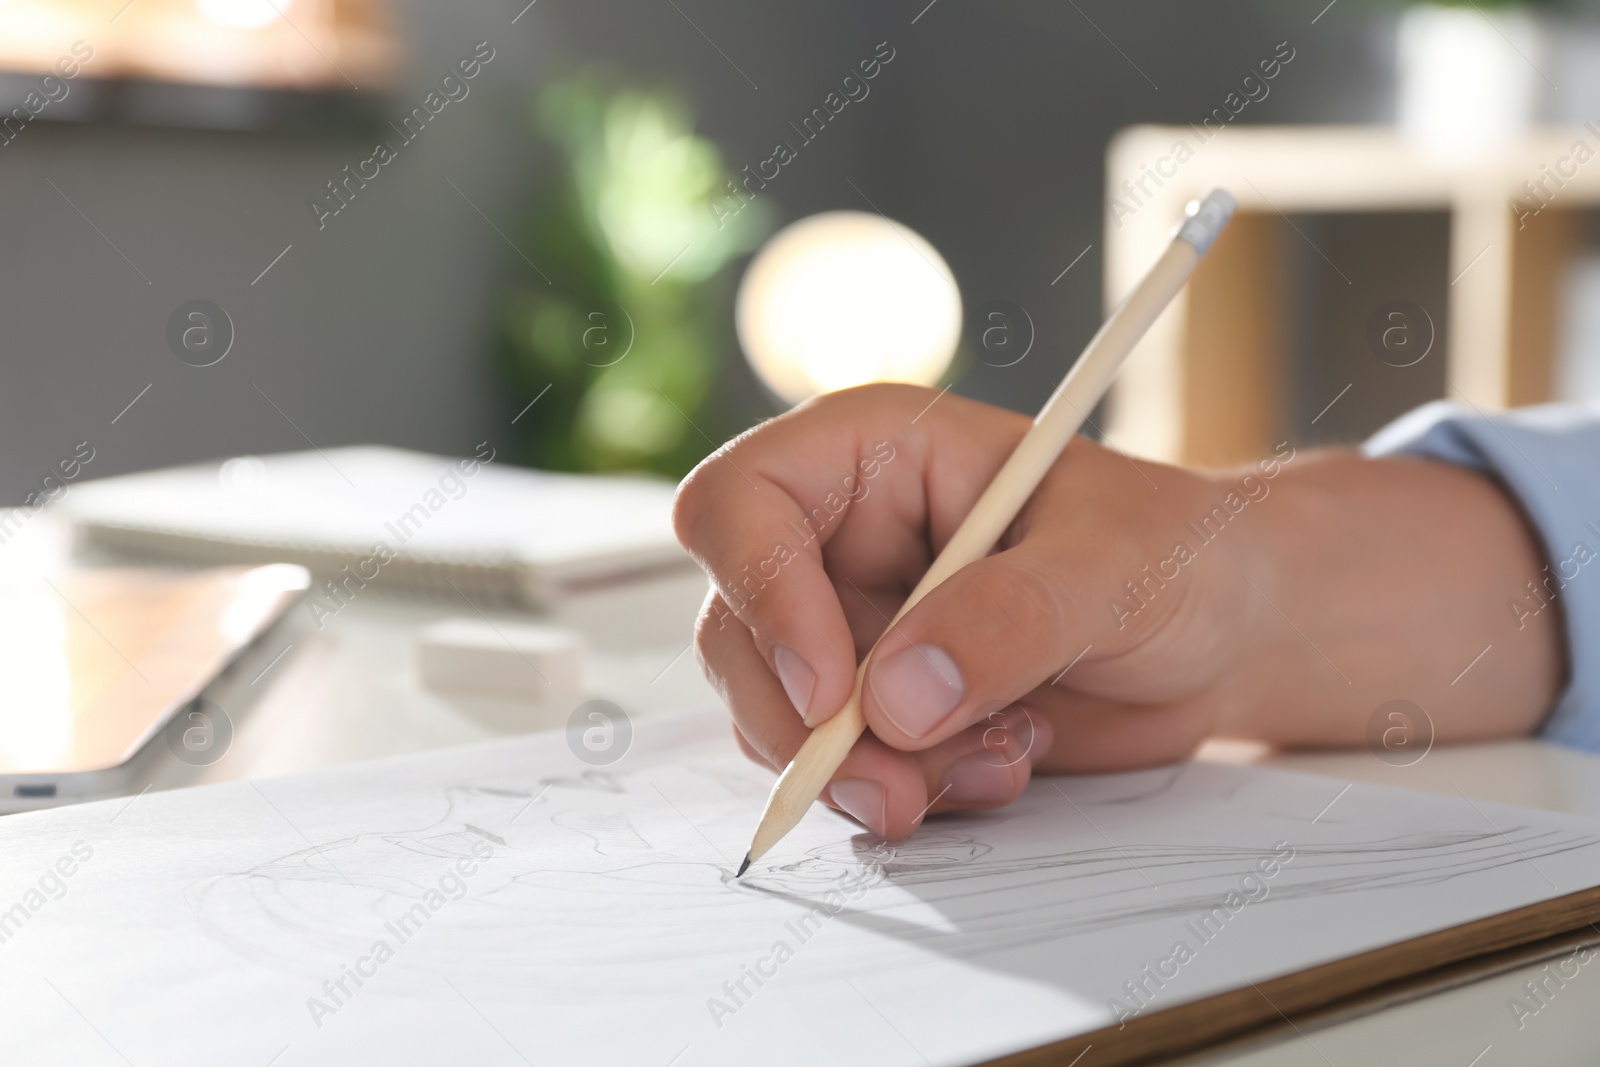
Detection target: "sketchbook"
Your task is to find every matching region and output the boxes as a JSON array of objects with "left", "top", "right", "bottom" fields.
[
  {"left": 4, "top": 713, "right": 1600, "bottom": 1067},
  {"left": 57, "top": 447, "right": 691, "bottom": 606}
]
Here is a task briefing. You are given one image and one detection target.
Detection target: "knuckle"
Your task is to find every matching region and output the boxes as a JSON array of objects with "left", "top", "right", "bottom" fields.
[
  {"left": 692, "top": 603, "right": 741, "bottom": 695},
  {"left": 670, "top": 464, "right": 715, "bottom": 553},
  {"left": 693, "top": 597, "right": 739, "bottom": 662},
  {"left": 985, "top": 556, "right": 1065, "bottom": 639},
  {"left": 801, "top": 381, "right": 927, "bottom": 419}
]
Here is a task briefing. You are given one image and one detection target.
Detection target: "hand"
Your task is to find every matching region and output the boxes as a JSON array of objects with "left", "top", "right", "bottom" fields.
[
  {"left": 672, "top": 383, "right": 1257, "bottom": 837},
  {"left": 672, "top": 384, "right": 1562, "bottom": 840}
]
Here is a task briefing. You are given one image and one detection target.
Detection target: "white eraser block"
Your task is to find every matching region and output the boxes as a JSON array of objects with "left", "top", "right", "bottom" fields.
[{"left": 413, "top": 617, "right": 585, "bottom": 701}]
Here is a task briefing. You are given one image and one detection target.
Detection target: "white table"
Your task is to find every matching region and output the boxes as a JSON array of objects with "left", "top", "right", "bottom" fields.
[
  {"left": 15, "top": 513, "right": 1599, "bottom": 1066},
  {"left": 150, "top": 570, "right": 721, "bottom": 791}
]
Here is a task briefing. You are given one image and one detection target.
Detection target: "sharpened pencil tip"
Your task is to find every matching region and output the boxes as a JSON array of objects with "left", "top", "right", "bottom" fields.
[{"left": 735, "top": 853, "right": 751, "bottom": 878}]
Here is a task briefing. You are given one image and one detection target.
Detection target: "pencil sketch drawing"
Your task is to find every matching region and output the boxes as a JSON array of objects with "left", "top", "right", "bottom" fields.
[{"left": 187, "top": 756, "right": 1600, "bottom": 1001}]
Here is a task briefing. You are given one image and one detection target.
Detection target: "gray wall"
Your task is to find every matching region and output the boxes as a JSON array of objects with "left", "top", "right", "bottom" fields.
[{"left": 0, "top": 0, "right": 1396, "bottom": 502}]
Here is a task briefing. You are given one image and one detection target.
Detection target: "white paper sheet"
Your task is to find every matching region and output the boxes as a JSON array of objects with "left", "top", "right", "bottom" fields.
[{"left": 3, "top": 713, "right": 1599, "bottom": 1067}]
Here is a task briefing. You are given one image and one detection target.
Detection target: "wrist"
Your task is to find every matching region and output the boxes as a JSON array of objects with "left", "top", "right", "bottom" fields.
[
  {"left": 1215, "top": 448, "right": 1564, "bottom": 748},
  {"left": 1193, "top": 445, "right": 1312, "bottom": 739}
]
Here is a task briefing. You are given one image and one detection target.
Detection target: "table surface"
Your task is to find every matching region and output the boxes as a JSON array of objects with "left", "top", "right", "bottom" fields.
[{"left": 12, "top": 516, "right": 1599, "bottom": 1066}]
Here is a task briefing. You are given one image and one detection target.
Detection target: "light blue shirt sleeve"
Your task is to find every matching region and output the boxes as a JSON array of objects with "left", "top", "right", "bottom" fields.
[{"left": 1364, "top": 400, "right": 1600, "bottom": 751}]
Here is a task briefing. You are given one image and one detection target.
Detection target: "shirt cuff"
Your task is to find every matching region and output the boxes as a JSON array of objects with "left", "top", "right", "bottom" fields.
[{"left": 1364, "top": 399, "right": 1600, "bottom": 752}]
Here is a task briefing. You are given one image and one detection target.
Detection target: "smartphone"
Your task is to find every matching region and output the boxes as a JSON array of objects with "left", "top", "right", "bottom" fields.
[{"left": 0, "top": 564, "right": 309, "bottom": 810}]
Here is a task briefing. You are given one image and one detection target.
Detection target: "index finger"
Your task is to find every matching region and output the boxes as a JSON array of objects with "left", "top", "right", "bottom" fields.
[{"left": 671, "top": 390, "right": 911, "bottom": 726}]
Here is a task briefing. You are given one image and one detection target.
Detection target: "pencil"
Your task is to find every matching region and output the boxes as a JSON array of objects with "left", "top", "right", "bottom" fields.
[{"left": 736, "top": 188, "right": 1238, "bottom": 876}]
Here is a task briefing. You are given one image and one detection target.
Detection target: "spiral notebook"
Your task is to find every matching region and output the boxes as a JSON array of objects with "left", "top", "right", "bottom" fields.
[{"left": 57, "top": 447, "right": 692, "bottom": 607}]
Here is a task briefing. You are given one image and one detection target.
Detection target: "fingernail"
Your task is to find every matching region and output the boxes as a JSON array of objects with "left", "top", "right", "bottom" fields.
[
  {"left": 773, "top": 645, "right": 815, "bottom": 721},
  {"left": 869, "top": 645, "right": 964, "bottom": 739},
  {"left": 940, "top": 756, "right": 1015, "bottom": 804},
  {"left": 829, "top": 779, "right": 886, "bottom": 835}
]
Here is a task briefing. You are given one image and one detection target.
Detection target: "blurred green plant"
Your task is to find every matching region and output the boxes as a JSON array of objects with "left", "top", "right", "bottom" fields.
[{"left": 498, "top": 74, "right": 771, "bottom": 478}]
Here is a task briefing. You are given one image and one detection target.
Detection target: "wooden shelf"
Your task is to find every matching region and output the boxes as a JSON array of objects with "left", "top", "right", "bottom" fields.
[{"left": 1103, "top": 124, "right": 1597, "bottom": 466}]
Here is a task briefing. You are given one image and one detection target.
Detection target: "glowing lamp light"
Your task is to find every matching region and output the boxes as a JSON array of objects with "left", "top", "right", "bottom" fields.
[
  {"left": 196, "top": 0, "right": 292, "bottom": 30},
  {"left": 736, "top": 211, "right": 962, "bottom": 405}
]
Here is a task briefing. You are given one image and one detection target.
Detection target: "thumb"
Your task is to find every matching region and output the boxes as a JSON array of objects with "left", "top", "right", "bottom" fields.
[{"left": 859, "top": 548, "right": 1106, "bottom": 751}]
